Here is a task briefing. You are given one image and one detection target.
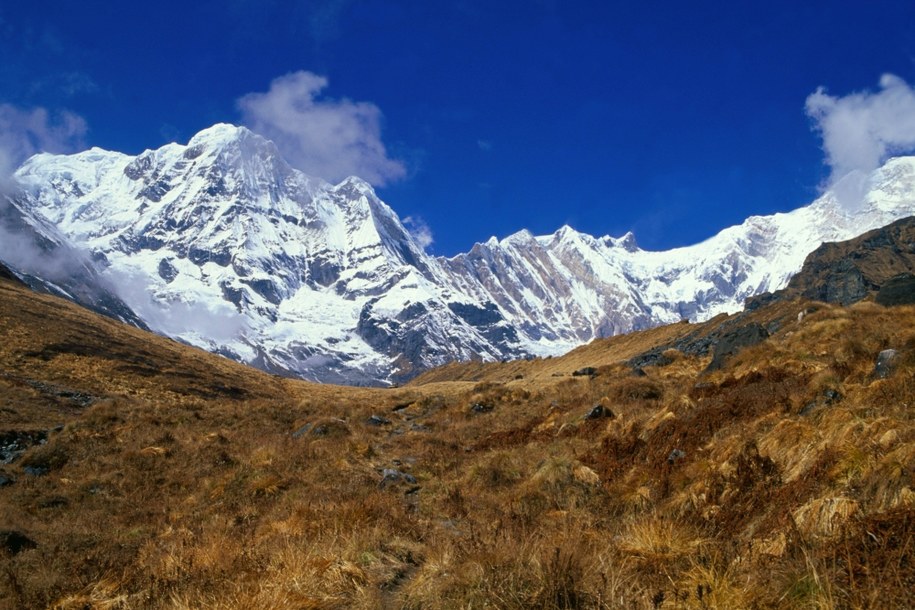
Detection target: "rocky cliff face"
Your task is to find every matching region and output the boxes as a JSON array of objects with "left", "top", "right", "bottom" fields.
[
  {"left": 6, "top": 124, "right": 915, "bottom": 384},
  {"left": 748, "top": 215, "right": 915, "bottom": 308}
]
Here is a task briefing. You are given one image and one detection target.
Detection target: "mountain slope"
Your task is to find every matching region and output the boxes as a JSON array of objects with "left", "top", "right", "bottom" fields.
[
  {"left": 1, "top": 257, "right": 913, "bottom": 608},
  {"left": 7, "top": 124, "right": 915, "bottom": 383}
]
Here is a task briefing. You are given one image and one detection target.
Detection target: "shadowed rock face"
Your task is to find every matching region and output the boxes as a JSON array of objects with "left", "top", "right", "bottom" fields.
[
  {"left": 747, "top": 216, "right": 915, "bottom": 308},
  {"left": 0, "top": 262, "right": 20, "bottom": 283},
  {"left": 876, "top": 273, "right": 915, "bottom": 306}
]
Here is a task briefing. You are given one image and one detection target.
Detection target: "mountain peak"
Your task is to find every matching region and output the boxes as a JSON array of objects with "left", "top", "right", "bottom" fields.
[
  {"left": 607, "top": 231, "right": 639, "bottom": 252},
  {"left": 503, "top": 229, "right": 536, "bottom": 245},
  {"left": 187, "top": 123, "right": 255, "bottom": 147},
  {"left": 333, "top": 175, "right": 376, "bottom": 195}
]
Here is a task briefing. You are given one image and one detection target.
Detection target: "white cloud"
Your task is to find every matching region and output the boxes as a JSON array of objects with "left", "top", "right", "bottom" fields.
[
  {"left": 107, "top": 267, "right": 249, "bottom": 344},
  {"left": 806, "top": 74, "right": 915, "bottom": 207},
  {"left": 403, "top": 215, "right": 434, "bottom": 250},
  {"left": 237, "top": 71, "right": 405, "bottom": 185},
  {"left": 0, "top": 103, "right": 87, "bottom": 178}
]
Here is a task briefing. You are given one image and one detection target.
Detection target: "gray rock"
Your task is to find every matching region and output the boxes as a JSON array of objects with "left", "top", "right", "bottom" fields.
[
  {"left": 667, "top": 449, "right": 686, "bottom": 464},
  {"left": 0, "top": 430, "right": 48, "bottom": 464},
  {"left": 366, "top": 415, "right": 392, "bottom": 426},
  {"left": 470, "top": 403, "right": 493, "bottom": 414},
  {"left": 875, "top": 349, "right": 899, "bottom": 379},
  {"left": 379, "top": 468, "right": 417, "bottom": 489},
  {"left": 584, "top": 405, "right": 614, "bottom": 420},
  {"left": 800, "top": 388, "right": 843, "bottom": 416},
  {"left": 876, "top": 273, "right": 915, "bottom": 306},
  {"left": 0, "top": 473, "right": 13, "bottom": 487},
  {"left": 291, "top": 423, "right": 313, "bottom": 438}
]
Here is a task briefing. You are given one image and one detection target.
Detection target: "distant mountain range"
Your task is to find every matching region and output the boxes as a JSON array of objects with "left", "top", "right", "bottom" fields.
[{"left": 3, "top": 124, "right": 915, "bottom": 384}]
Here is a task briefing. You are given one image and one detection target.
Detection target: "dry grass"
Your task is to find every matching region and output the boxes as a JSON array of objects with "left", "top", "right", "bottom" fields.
[{"left": 0, "top": 278, "right": 913, "bottom": 608}]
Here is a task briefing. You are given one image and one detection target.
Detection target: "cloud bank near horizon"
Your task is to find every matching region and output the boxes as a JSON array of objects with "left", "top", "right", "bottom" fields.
[
  {"left": 806, "top": 74, "right": 915, "bottom": 207},
  {"left": 238, "top": 71, "right": 406, "bottom": 186}
]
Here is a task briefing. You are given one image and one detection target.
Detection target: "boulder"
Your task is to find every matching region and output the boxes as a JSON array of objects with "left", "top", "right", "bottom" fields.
[
  {"left": 876, "top": 274, "right": 915, "bottom": 306},
  {"left": 0, "top": 430, "right": 48, "bottom": 464},
  {"left": 667, "top": 449, "right": 686, "bottom": 464},
  {"left": 366, "top": 415, "right": 392, "bottom": 426},
  {"left": 583, "top": 405, "right": 614, "bottom": 420},
  {"left": 379, "top": 468, "right": 417, "bottom": 490},
  {"left": 874, "top": 349, "right": 899, "bottom": 379},
  {"left": 470, "top": 403, "right": 493, "bottom": 414}
]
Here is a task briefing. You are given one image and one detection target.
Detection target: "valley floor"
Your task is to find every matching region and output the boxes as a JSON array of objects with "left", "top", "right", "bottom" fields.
[{"left": 0, "top": 276, "right": 913, "bottom": 609}]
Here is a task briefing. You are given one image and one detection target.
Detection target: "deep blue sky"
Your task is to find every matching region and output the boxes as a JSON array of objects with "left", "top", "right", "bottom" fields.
[{"left": 2, "top": 1, "right": 915, "bottom": 254}]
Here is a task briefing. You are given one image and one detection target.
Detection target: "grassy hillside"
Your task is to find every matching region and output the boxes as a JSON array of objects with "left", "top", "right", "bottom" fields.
[{"left": 0, "top": 275, "right": 913, "bottom": 609}]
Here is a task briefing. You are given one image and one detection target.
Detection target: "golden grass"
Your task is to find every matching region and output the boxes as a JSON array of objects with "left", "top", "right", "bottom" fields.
[{"left": 0, "top": 278, "right": 913, "bottom": 608}]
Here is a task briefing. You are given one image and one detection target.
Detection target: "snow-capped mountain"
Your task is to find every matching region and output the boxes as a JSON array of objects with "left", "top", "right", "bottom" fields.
[
  {"left": 6, "top": 124, "right": 915, "bottom": 384},
  {"left": 9, "top": 125, "right": 521, "bottom": 384},
  {"left": 447, "top": 164, "right": 914, "bottom": 354}
]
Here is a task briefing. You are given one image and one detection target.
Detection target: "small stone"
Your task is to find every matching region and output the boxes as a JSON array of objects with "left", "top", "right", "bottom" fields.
[
  {"left": 291, "top": 423, "right": 313, "bottom": 438},
  {"left": 23, "top": 466, "right": 48, "bottom": 477},
  {"left": 823, "top": 388, "right": 842, "bottom": 404},
  {"left": 584, "top": 405, "right": 614, "bottom": 420},
  {"left": 799, "top": 401, "right": 817, "bottom": 416},
  {"left": 667, "top": 449, "right": 686, "bottom": 464},
  {"left": 367, "top": 415, "right": 392, "bottom": 426},
  {"left": 874, "top": 349, "right": 899, "bottom": 379},
  {"left": 470, "top": 403, "right": 493, "bottom": 414},
  {"left": 0, "top": 474, "right": 13, "bottom": 487},
  {"left": 379, "top": 468, "right": 417, "bottom": 489}
]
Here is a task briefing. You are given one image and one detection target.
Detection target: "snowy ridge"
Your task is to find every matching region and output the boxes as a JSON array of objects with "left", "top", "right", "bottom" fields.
[
  {"left": 445, "top": 157, "right": 915, "bottom": 353},
  {"left": 8, "top": 124, "right": 915, "bottom": 384}
]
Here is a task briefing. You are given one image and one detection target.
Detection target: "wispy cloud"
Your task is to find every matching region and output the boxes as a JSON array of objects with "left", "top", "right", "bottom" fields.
[
  {"left": 111, "top": 269, "right": 250, "bottom": 344},
  {"left": 806, "top": 74, "right": 915, "bottom": 208},
  {"left": 0, "top": 103, "right": 87, "bottom": 178},
  {"left": 237, "top": 71, "right": 405, "bottom": 185},
  {"left": 403, "top": 215, "right": 434, "bottom": 250},
  {"left": 477, "top": 139, "right": 493, "bottom": 152},
  {"left": 0, "top": 104, "right": 91, "bottom": 291}
]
